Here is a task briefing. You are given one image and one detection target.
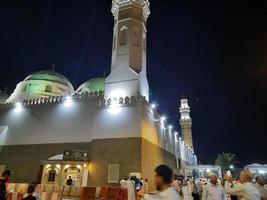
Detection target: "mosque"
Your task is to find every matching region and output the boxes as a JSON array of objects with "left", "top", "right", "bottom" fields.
[{"left": 0, "top": 0, "right": 197, "bottom": 188}]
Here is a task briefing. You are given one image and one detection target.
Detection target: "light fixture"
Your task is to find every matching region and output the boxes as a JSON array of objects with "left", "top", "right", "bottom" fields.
[
  {"left": 229, "top": 165, "right": 234, "bottom": 169},
  {"left": 168, "top": 125, "right": 173, "bottom": 130},
  {"left": 161, "top": 116, "right": 166, "bottom": 122},
  {"left": 108, "top": 98, "right": 122, "bottom": 115},
  {"left": 179, "top": 137, "right": 182, "bottom": 140},
  {"left": 206, "top": 169, "right": 211, "bottom": 173},
  {"left": 109, "top": 89, "right": 126, "bottom": 99},
  {"left": 151, "top": 103, "right": 156, "bottom": 109},
  {"left": 64, "top": 96, "right": 73, "bottom": 107},
  {"left": 14, "top": 102, "right": 23, "bottom": 112},
  {"left": 65, "top": 164, "right": 70, "bottom": 169},
  {"left": 15, "top": 102, "right": 22, "bottom": 107},
  {"left": 259, "top": 170, "right": 265, "bottom": 174}
]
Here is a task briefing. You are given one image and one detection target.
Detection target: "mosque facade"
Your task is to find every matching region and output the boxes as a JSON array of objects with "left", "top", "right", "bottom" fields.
[{"left": 0, "top": 0, "right": 197, "bottom": 188}]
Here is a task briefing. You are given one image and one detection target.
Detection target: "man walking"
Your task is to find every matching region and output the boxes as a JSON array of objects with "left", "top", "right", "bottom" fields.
[
  {"left": 138, "top": 165, "right": 179, "bottom": 199},
  {"left": 202, "top": 173, "right": 226, "bottom": 200}
]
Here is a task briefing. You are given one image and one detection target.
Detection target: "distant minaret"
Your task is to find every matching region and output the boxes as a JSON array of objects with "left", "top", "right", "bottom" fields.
[
  {"left": 105, "top": 0, "right": 150, "bottom": 101},
  {"left": 179, "top": 98, "right": 194, "bottom": 150}
]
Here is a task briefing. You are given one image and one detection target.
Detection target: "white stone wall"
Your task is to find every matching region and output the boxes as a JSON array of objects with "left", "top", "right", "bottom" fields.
[
  {"left": 0, "top": 97, "right": 144, "bottom": 145},
  {"left": 0, "top": 96, "right": 196, "bottom": 166}
]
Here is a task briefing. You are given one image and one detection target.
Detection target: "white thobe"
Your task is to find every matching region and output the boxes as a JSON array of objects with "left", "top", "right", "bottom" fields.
[
  {"left": 121, "top": 180, "right": 136, "bottom": 200},
  {"left": 182, "top": 185, "right": 192, "bottom": 200},
  {"left": 255, "top": 183, "right": 267, "bottom": 198},
  {"left": 224, "top": 181, "right": 261, "bottom": 200},
  {"left": 143, "top": 187, "right": 180, "bottom": 200},
  {"left": 202, "top": 184, "right": 226, "bottom": 200}
]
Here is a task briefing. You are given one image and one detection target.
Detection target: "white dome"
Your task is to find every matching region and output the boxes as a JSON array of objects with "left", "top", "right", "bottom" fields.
[
  {"left": 76, "top": 77, "right": 105, "bottom": 93},
  {"left": 7, "top": 70, "right": 74, "bottom": 103}
]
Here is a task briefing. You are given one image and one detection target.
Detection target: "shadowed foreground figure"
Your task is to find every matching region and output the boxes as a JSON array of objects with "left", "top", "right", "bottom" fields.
[
  {"left": 138, "top": 165, "right": 179, "bottom": 200},
  {"left": 0, "top": 170, "right": 11, "bottom": 200},
  {"left": 23, "top": 185, "right": 37, "bottom": 200}
]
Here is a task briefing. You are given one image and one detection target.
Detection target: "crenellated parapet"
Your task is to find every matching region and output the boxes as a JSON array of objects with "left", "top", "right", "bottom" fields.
[
  {"left": 111, "top": 0, "right": 150, "bottom": 20},
  {"left": 99, "top": 95, "right": 147, "bottom": 107},
  {"left": 0, "top": 90, "right": 147, "bottom": 109}
]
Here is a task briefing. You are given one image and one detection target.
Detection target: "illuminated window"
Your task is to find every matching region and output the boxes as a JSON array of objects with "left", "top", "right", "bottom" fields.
[
  {"left": 48, "top": 169, "right": 56, "bottom": 182},
  {"left": 108, "top": 164, "right": 119, "bottom": 183},
  {"left": 21, "top": 84, "right": 27, "bottom": 92},
  {"left": 45, "top": 85, "right": 52, "bottom": 92}
]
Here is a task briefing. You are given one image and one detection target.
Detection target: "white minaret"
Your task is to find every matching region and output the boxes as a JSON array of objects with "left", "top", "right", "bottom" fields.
[
  {"left": 105, "top": 0, "right": 150, "bottom": 101},
  {"left": 179, "top": 98, "right": 194, "bottom": 150}
]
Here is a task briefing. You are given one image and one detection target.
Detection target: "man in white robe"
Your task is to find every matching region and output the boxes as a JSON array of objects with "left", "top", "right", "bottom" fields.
[
  {"left": 224, "top": 170, "right": 261, "bottom": 200},
  {"left": 120, "top": 178, "right": 136, "bottom": 200},
  {"left": 202, "top": 174, "right": 226, "bottom": 200}
]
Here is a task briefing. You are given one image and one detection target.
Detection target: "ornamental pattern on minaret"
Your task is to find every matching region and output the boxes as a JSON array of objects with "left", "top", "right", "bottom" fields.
[
  {"left": 105, "top": 0, "right": 150, "bottom": 101},
  {"left": 110, "top": 0, "right": 150, "bottom": 73},
  {"left": 112, "top": 0, "right": 150, "bottom": 20}
]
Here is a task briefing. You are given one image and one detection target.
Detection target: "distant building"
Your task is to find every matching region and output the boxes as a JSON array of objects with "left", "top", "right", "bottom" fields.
[
  {"left": 180, "top": 98, "right": 194, "bottom": 149},
  {"left": 0, "top": 0, "right": 197, "bottom": 188},
  {"left": 246, "top": 163, "right": 267, "bottom": 183},
  {"left": 185, "top": 165, "right": 222, "bottom": 179}
]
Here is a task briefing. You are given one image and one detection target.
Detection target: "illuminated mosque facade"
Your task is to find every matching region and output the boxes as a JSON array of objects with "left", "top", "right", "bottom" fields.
[{"left": 0, "top": 0, "right": 197, "bottom": 187}]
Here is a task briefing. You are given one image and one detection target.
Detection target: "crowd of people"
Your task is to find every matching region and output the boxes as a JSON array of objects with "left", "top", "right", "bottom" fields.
[
  {"left": 1, "top": 165, "right": 267, "bottom": 200},
  {"left": 0, "top": 170, "right": 39, "bottom": 200},
  {"left": 121, "top": 165, "right": 267, "bottom": 200}
]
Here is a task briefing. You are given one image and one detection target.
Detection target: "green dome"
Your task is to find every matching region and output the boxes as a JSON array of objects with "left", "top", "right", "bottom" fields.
[
  {"left": 24, "top": 70, "right": 73, "bottom": 89},
  {"left": 77, "top": 78, "right": 105, "bottom": 93}
]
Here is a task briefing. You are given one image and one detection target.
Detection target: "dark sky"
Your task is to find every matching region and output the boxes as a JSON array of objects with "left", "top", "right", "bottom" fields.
[{"left": 0, "top": 0, "right": 266, "bottom": 166}]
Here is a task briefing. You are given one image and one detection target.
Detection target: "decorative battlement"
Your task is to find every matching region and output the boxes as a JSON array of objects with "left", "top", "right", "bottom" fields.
[
  {"left": 0, "top": 90, "right": 147, "bottom": 109},
  {"left": 111, "top": 0, "right": 150, "bottom": 20}
]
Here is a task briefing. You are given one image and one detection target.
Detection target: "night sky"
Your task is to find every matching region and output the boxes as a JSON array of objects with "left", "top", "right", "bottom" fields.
[{"left": 0, "top": 0, "right": 266, "bottom": 166}]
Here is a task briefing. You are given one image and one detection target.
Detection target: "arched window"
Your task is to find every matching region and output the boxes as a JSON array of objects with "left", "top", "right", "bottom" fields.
[
  {"left": 45, "top": 85, "right": 52, "bottom": 92},
  {"left": 48, "top": 169, "right": 56, "bottom": 182},
  {"left": 119, "top": 26, "right": 128, "bottom": 46}
]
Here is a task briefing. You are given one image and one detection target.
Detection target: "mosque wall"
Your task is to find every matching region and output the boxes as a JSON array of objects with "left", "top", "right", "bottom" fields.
[
  {"left": 0, "top": 138, "right": 142, "bottom": 185},
  {"left": 88, "top": 138, "right": 141, "bottom": 186},
  {"left": 0, "top": 99, "right": 98, "bottom": 145},
  {"left": 141, "top": 138, "right": 177, "bottom": 190},
  {"left": 0, "top": 97, "right": 143, "bottom": 146},
  {"left": 141, "top": 105, "right": 176, "bottom": 155},
  {"left": 0, "top": 142, "right": 92, "bottom": 183},
  {"left": 0, "top": 97, "right": 195, "bottom": 184}
]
